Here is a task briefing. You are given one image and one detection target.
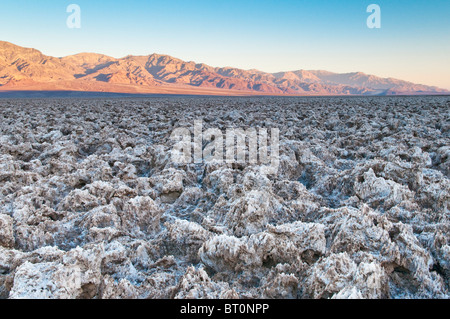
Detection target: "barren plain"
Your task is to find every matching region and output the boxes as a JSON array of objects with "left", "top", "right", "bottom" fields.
[{"left": 0, "top": 96, "right": 449, "bottom": 299}]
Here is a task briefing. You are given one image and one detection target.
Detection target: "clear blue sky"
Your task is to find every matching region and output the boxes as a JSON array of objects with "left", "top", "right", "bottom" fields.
[{"left": 1, "top": 0, "right": 449, "bottom": 89}]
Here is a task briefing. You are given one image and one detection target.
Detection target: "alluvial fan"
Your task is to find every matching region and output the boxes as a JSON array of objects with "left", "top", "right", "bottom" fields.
[{"left": 0, "top": 96, "right": 449, "bottom": 299}]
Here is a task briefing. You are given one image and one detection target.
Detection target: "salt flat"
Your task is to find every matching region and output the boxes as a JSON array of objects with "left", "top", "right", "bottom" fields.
[{"left": 0, "top": 96, "right": 448, "bottom": 299}]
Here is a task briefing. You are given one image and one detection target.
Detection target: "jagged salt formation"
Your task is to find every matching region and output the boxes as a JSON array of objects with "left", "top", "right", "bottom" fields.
[{"left": 0, "top": 96, "right": 449, "bottom": 299}]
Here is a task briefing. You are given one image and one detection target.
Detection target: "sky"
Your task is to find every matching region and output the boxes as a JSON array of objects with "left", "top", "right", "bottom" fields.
[{"left": 1, "top": 0, "right": 449, "bottom": 89}]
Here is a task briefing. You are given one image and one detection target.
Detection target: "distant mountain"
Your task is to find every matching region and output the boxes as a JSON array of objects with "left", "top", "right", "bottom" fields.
[{"left": 0, "top": 41, "right": 447, "bottom": 96}]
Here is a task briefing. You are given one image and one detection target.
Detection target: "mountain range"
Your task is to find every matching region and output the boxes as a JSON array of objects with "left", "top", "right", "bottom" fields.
[{"left": 0, "top": 41, "right": 447, "bottom": 96}]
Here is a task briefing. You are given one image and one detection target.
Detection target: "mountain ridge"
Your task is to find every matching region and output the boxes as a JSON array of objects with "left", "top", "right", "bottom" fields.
[{"left": 0, "top": 41, "right": 447, "bottom": 96}]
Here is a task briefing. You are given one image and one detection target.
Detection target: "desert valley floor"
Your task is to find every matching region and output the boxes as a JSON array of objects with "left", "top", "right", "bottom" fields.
[{"left": 0, "top": 96, "right": 449, "bottom": 299}]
